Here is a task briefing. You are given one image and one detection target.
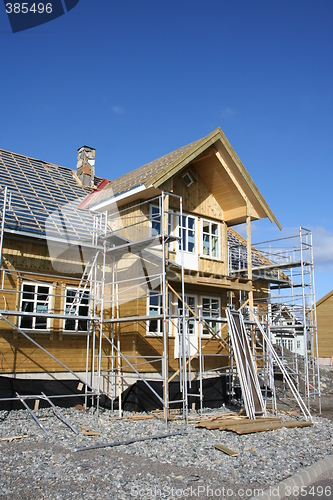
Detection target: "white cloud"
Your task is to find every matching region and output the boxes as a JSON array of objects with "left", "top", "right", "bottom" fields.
[
  {"left": 221, "top": 107, "right": 235, "bottom": 117},
  {"left": 112, "top": 106, "right": 124, "bottom": 114}
]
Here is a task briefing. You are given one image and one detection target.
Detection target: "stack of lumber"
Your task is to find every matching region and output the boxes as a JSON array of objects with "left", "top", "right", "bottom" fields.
[{"left": 194, "top": 413, "right": 313, "bottom": 434}]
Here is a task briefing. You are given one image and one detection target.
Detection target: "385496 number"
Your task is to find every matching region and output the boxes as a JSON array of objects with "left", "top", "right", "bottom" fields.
[{"left": 5, "top": 3, "right": 53, "bottom": 14}]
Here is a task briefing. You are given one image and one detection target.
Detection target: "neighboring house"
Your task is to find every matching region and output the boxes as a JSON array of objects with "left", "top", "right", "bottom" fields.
[
  {"left": 270, "top": 303, "right": 306, "bottom": 356},
  {"left": 0, "top": 127, "right": 282, "bottom": 408},
  {"left": 316, "top": 290, "right": 333, "bottom": 365}
]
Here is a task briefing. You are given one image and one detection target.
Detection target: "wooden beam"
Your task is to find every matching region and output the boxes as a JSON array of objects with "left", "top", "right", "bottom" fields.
[{"left": 246, "top": 214, "right": 253, "bottom": 311}]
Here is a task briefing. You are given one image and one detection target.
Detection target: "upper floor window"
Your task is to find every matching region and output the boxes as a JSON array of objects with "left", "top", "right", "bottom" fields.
[
  {"left": 178, "top": 214, "right": 196, "bottom": 253},
  {"left": 64, "top": 288, "right": 90, "bottom": 333},
  {"left": 151, "top": 205, "right": 161, "bottom": 236},
  {"left": 181, "top": 171, "right": 194, "bottom": 188},
  {"left": 20, "top": 283, "right": 51, "bottom": 330},
  {"left": 201, "top": 296, "right": 220, "bottom": 336},
  {"left": 202, "top": 220, "right": 220, "bottom": 258},
  {"left": 150, "top": 205, "right": 173, "bottom": 237}
]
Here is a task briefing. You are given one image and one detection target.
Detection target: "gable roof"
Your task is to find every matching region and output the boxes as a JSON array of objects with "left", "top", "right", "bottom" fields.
[
  {"left": 0, "top": 144, "right": 278, "bottom": 275},
  {"left": 0, "top": 148, "right": 102, "bottom": 241},
  {"left": 91, "top": 127, "right": 281, "bottom": 229}
]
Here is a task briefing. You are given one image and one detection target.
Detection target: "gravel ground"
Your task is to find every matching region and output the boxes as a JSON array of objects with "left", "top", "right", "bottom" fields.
[{"left": 0, "top": 405, "right": 333, "bottom": 499}]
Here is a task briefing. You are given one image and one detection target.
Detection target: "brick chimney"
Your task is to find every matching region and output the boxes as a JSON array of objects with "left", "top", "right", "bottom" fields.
[{"left": 77, "top": 146, "right": 95, "bottom": 187}]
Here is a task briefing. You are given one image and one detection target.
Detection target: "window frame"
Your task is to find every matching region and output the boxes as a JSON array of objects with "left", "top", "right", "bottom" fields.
[
  {"left": 146, "top": 290, "right": 171, "bottom": 337},
  {"left": 177, "top": 213, "right": 197, "bottom": 254},
  {"left": 201, "top": 219, "right": 220, "bottom": 259},
  {"left": 19, "top": 282, "right": 52, "bottom": 331},
  {"left": 177, "top": 294, "right": 197, "bottom": 337},
  {"left": 200, "top": 296, "right": 221, "bottom": 337},
  {"left": 63, "top": 287, "right": 90, "bottom": 334},
  {"left": 150, "top": 204, "right": 173, "bottom": 239}
]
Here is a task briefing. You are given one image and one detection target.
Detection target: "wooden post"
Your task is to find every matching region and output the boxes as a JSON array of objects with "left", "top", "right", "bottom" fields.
[
  {"left": 222, "top": 221, "right": 228, "bottom": 276},
  {"left": 246, "top": 214, "right": 253, "bottom": 311},
  {"left": 162, "top": 193, "right": 169, "bottom": 420}
]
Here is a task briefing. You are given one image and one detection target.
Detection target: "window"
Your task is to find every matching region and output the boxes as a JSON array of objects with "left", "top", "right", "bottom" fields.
[
  {"left": 181, "top": 171, "right": 194, "bottom": 188},
  {"left": 178, "top": 214, "right": 196, "bottom": 253},
  {"left": 281, "top": 338, "right": 294, "bottom": 351},
  {"left": 296, "top": 340, "right": 301, "bottom": 349},
  {"left": 64, "top": 288, "right": 90, "bottom": 333},
  {"left": 20, "top": 283, "right": 51, "bottom": 330},
  {"left": 151, "top": 205, "right": 161, "bottom": 236},
  {"left": 147, "top": 291, "right": 163, "bottom": 336},
  {"left": 150, "top": 205, "right": 173, "bottom": 237},
  {"left": 147, "top": 291, "right": 171, "bottom": 336},
  {"left": 202, "top": 220, "right": 220, "bottom": 258},
  {"left": 201, "top": 297, "right": 220, "bottom": 336},
  {"left": 178, "top": 295, "right": 196, "bottom": 336}
]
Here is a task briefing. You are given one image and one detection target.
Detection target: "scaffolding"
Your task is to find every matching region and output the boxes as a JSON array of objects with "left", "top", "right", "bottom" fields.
[
  {"left": 0, "top": 185, "right": 320, "bottom": 423},
  {"left": 228, "top": 228, "right": 320, "bottom": 415}
]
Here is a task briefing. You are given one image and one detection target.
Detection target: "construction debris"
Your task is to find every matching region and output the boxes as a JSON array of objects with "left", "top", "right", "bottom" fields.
[
  {"left": 0, "top": 434, "right": 28, "bottom": 442},
  {"left": 195, "top": 414, "right": 313, "bottom": 434},
  {"left": 214, "top": 444, "right": 239, "bottom": 456},
  {"left": 79, "top": 425, "right": 101, "bottom": 437},
  {"left": 73, "top": 430, "right": 184, "bottom": 453}
]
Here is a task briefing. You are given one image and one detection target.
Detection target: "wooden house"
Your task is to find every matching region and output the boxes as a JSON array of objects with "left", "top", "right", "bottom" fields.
[
  {"left": 0, "top": 127, "right": 281, "bottom": 408},
  {"left": 316, "top": 290, "right": 333, "bottom": 364}
]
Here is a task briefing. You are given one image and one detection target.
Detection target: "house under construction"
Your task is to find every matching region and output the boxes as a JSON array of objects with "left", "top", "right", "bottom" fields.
[{"left": 0, "top": 128, "right": 320, "bottom": 422}]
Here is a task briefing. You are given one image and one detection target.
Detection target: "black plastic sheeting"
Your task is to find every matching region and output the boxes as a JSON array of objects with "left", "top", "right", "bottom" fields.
[
  {"left": 112, "top": 376, "right": 227, "bottom": 412},
  {"left": 0, "top": 375, "right": 227, "bottom": 412},
  {"left": 0, "top": 376, "right": 87, "bottom": 410}
]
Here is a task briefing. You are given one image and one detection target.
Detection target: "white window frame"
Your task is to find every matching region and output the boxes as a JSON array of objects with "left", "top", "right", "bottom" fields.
[
  {"left": 200, "top": 296, "right": 221, "bottom": 337},
  {"left": 147, "top": 291, "right": 171, "bottom": 337},
  {"left": 150, "top": 204, "right": 174, "bottom": 239},
  {"left": 178, "top": 213, "right": 197, "bottom": 254},
  {"left": 201, "top": 219, "right": 220, "bottom": 259},
  {"left": 177, "top": 295, "right": 197, "bottom": 337},
  {"left": 19, "top": 282, "right": 52, "bottom": 331},
  {"left": 63, "top": 287, "right": 90, "bottom": 334},
  {"left": 150, "top": 204, "right": 161, "bottom": 237}
]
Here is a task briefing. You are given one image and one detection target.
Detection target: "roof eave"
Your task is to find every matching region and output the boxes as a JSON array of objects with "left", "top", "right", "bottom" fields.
[
  {"left": 145, "top": 128, "right": 222, "bottom": 189},
  {"left": 144, "top": 127, "right": 281, "bottom": 230},
  {"left": 216, "top": 129, "right": 282, "bottom": 230}
]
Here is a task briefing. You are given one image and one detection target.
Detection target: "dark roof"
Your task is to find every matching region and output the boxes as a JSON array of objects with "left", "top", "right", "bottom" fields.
[
  {"left": 89, "top": 128, "right": 281, "bottom": 231},
  {"left": 0, "top": 148, "right": 102, "bottom": 241},
  {"left": 90, "top": 138, "right": 201, "bottom": 206}
]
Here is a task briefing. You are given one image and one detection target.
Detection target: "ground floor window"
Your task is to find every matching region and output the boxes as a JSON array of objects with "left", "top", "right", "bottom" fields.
[
  {"left": 20, "top": 283, "right": 51, "bottom": 330},
  {"left": 201, "top": 296, "right": 220, "bottom": 336},
  {"left": 177, "top": 295, "right": 196, "bottom": 335},
  {"left": 147, "top": 291, "right": 163, "bottom": 335},
  {"left": 147, "top": 291, "right": 172, "bottom": 336},
  {"left": 64, "top": 288, "right": 90, "bottom": 333},
  {"left": 276, "top": 338, "right": 294, "bottom": 351}
]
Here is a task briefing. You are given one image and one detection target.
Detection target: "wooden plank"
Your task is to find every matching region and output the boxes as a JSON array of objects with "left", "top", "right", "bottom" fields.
[
  {"left": 214, "top": 444, "right": 239, "bottom": 457},
  {"left": 282, "top": 421, "right": 313, "bottom": 429},
  {"left": 0, "top": 435, "right": 28, "bottom": 442},
  {"left": 230, "top": 421, "right": 284, "bottom": 434}
]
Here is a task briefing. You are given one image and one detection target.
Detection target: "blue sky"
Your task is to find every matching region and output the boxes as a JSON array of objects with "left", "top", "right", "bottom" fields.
[{"left": 0, "top": 0, "right": 332, "bottom": 300}]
